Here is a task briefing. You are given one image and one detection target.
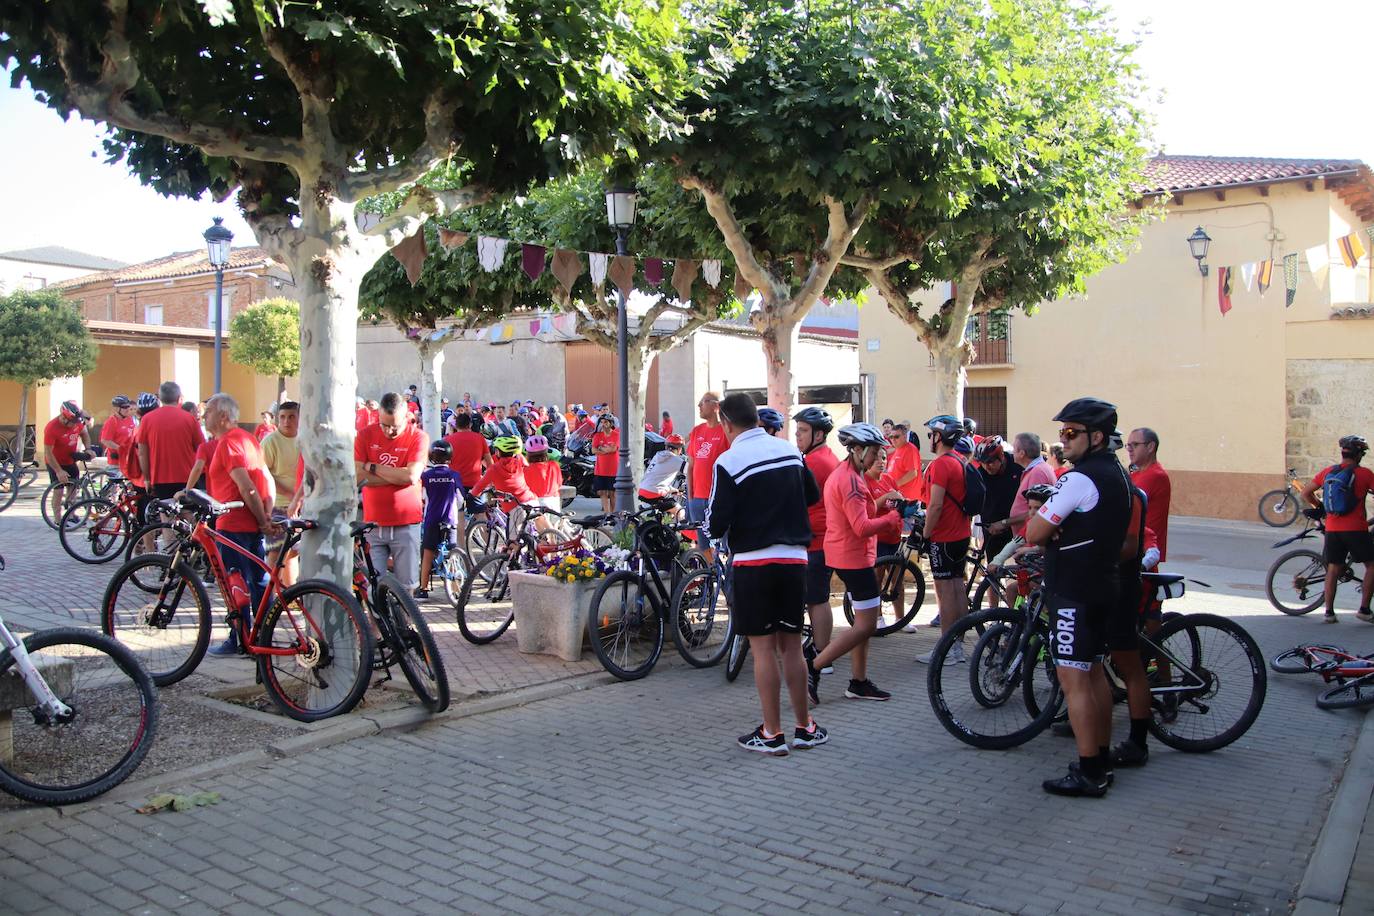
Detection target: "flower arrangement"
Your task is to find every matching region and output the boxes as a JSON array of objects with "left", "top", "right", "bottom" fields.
[{"left": 541, "top": 548, "right": 610, "bottom": 583}]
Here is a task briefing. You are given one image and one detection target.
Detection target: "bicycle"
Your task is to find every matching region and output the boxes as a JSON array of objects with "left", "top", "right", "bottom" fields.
[
  {"left": 57, "top": 475, "right": 148, "bottom": 564},
  {"left": 1258, "top": 468, "right": 1304, "bottom": 527},
  {"left": 428, "top": 523, "right": 469, "bottom": 608},
  {"left": 668, "top": 524, "right": 733, "bottom": 668},
  {"left": 927, "top": 571, "right": 1267, "bottom": 752},
  {"left": 1271, "top": 644, "right": 1374, "bottom": 710},
  {"left": 840, "top": 510, "right": 928, "bottom": 636},
  {"left": 99, "top": 489, "right": 373, "bottom": 721},
  {"left": 1265, "top": 516, "right": 1360, "bottom": 615},
  {"left": 40, "top": 457, "right": 105, "bottom": 530},
  {"left": 0, "top": 553, "right": 159, "bottom": 805},
  {"left": 350, "top": 522, "right": 450, "bottom": 713}
]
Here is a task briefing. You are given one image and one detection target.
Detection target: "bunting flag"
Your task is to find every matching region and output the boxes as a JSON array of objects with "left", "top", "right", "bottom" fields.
[
  {"left": 1239, "top": 262, "right": 1256, "bottom": 292},
  {"left": 529, "top": 318, "right": 541, "bottom": 336},
  {"left": 521, "top": 243, "right": 546, "bottom": 281},
  {"left": 551, "top": 249, "right": 583, "bottom": 301},
  {"left": 643, "top": 257, "right": 665, "bottom": 287},
  {"left": 477, "top": 236, "right": 509, "bottom": 273},
  {"left": 501, "top": 323, "right": 515, "bottom": 341},
  {"left": 1305, "top": 244, "right": 1328, "bottom": 290},
  {"left": 390, "top": 230, "right": 428, "bottom": 287},
  {"left": 1337, "top": 232, "right": 1366, "bottom": 268},
  {"left": 553, "top": 313, "right": 578, "bottom": 335},
  {"left": 487, "top": 324, "right": 502, "bottom": 342},
  {"left": 702, "top": 259, "right": 722, "bottom": 288},
  {"left": 1367, "top": 226, "right": 1374, "bottom": 248},
  {"left": 671, "top": 258, "right": 700, "bottom": 303},
  {"left": 437, "top": 228, "right": 469, "bottom": 250},
  {"left": 1283, "top": 253, "right": 1299, "bottom": 307},
  {"left": 588, "top": 252, "right": 610, "bottom": 291},
  {"left": 609, "top": 255, "right": 636, "bottom": 296},
  {"left": 1217, "top": 266, "right": 1233, "bottom": 316},
  {"left": 1255, "top": 259, "right": 1273, "bottom": 295}
]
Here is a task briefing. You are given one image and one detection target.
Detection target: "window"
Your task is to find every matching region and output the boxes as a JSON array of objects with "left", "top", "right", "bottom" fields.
[
  {"left": 963, "top": 387, "right": 1007, "bottom": 439},
  {"left": 144, "top": 304, "right": 163, "bottom": 325},
  {"left": 207, "top": 287, "right": 235, "bottom": 330}
]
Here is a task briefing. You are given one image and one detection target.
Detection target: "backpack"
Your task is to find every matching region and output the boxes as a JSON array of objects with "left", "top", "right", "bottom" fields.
[
  {"left": 939, "top": 453, "right": 987, "bottom": 519},
  {"left": 1322, "top": 464, "right": 1358, "bottom": 515}
]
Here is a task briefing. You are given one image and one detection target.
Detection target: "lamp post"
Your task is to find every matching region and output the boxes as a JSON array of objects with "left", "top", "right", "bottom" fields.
[
  {"left": 203, "top": 217, "right": 234, "bottom": 393},
  {"left": 1187, "top": 226, "right": 1211, "bottom": 277},
  {"left": 605, "top": 183, "right": 638, "bottom": 514}
]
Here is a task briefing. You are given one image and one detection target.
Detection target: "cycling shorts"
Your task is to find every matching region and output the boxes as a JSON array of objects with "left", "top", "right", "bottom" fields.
[
  {"left": 876, "top": 541, "right": 898, "bottom": 560},
  {"left": 804, "top": 550, "right": 832, "bottom": 606},
  {"left": 420, "top": 520, "right": 457, "bottom": 552},
  {"left": 834, "top": 566, "right": 881, "bottom": 611},
  {"left": 1105, "top": 576, "right": 1140, "bottom": 652},
  {"left": 1046, "top": 593, "right": 1109, "bottom": 670},
  {"left": 1324, "top": 529, "right": 1374, "bottom": 566},
  {"left": 929, "top": 538, "right": 969, "bottom": 581},
  {"left": 46, "top": 463, "right": 79, "bottom": 486},
  {"left": 732, "top": 563, "right": 806, "bottom": 637}
]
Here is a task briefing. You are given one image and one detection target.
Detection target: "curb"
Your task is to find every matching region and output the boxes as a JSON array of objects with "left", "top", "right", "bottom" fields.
[{"left": 1294, "top": 710, "right": 1374, "bottom": 915}]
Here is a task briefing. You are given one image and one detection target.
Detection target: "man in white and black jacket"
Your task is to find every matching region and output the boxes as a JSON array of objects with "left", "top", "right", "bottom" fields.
[{"left": 707, "top": 393, "right": 826, "bottom": 757}]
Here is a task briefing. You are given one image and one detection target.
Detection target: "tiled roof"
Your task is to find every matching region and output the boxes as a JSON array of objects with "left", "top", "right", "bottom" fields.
[
  {"left": 0, "top": 246, "right": 127, "bottom": 271},
  {"left": 54, "top": 247, "right": 273, "bottom": 288},
  {"left": 1141, "top": 155, "right": 1364, "bottom": 195}
]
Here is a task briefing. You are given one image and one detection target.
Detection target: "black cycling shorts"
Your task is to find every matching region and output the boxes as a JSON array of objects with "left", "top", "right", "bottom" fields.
[
  {"left": 1324, "top": 529, "right": 1374, "bottom": 566},
  {"left": 46, "top": 463, "right": 79, "bottom": 486},
  {"left": 1106, "top": 577, "right": 1140, "bottom": 652},
  {"left": 732, "top": 563, "right": 806, "bottom": 637},
  {"left": 420, "top": 521, "right": 457, "bottom": 552},
  {"left": 592, "top": 474, "right": 616, "bottom": 493},
  {"left": 834, "top": 566, "right": 881, "bottom": 611},
  {"left": 804, "top": 550, "right": 832, "bottom": 606},
  {"left": 929, "top": 538, "right": 969, "bottom": 581},
  {"left": 1046, "top": 593, "right": 1109, "bottom": 671}
]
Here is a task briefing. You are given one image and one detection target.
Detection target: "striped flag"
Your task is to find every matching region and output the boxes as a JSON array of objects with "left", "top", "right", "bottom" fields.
[
  {"left": 1256, "top": 259, "right": 1273, "bottom": 295},
  {"left": 1218, "top": 266, "right": 1233, "bottom": 316},
  {"left": 1337, "top": 232, "right": 1366, "bottom": 268},
  {"left": 1283, "top": 253, "right": 1299, "bottom": 307}
]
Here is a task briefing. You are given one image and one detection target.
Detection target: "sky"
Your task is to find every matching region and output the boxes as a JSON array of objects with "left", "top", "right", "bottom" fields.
[{"left": 0, "top": 0, "right": 1370, "bottom": 266}]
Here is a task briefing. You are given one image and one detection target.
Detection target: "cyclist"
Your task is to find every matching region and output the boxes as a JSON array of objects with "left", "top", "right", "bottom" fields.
[
  {"left": 42, "top": 399, "right": 91, "bottom": 521},
  {"left": 416, "top": 439, "right": 463, "bottom": 599},
  {"left": 471, "top": 435, "right": 548, "bottom": 531},
  {"left": 758, "top": 407, "right": 785, "bottom": 437},
  {"left": 1127, "top": 428, "right": 1172, "bottom": 563},
  {"left": 805, "top": 423, "right": 902, "bottom": 703},
  {"left": 916, "top": 415, "right": 972, "bottom": 662},
  {"left": 590, "top": 415, "right": 620, "bottom": 513},
  {"left": 136, "top": 381, "right": 207, "bottom": 505},
  {"left": 354, "top": 391, "right": 429, "bottom": 593},
  {"left": 1026, "top": 397, "right": 1132, "bottom": 797},
  {"left": 99, "top": 395, "right": 136, "bottom": 469},
  {"left": 638, "top": 434, "right": 686, "bottom": 503},
  {"left": 974, "top": 436, "right": 1023, "bottom": 604},
  {"left": 794, "top": 407, "right": 839, "bottom": 658},
  {"left": 1300, "top": 435, "right": 1374, "bottom": 624},
  {"left": 523, "top": 435, "right": 564, "bottom": 514}
]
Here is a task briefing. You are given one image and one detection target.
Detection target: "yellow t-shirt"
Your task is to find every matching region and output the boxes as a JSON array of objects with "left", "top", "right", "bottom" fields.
[{"left": 260, "top": 431, "right": 301, "bottom": 509}]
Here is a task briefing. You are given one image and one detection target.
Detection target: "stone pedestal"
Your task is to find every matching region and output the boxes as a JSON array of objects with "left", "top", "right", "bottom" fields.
[
  {"left": 0, "top": 653, "right": 73, "bottom": 765},
  {"left": 509, "top": 571, "right": 595, "bottom": 662}
]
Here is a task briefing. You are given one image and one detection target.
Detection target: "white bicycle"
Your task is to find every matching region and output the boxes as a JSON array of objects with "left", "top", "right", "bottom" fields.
[{"left": 0, "top": 553, "right": 159, "bottom": 804}]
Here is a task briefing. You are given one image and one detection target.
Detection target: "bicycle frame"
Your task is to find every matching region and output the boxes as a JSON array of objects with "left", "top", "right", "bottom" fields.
[
  {"left": 1287, "top": 645, "right": 1374, "bottom": 681},
  {"left": 0, "top": 616, "right": 71, "bottom": 722}
]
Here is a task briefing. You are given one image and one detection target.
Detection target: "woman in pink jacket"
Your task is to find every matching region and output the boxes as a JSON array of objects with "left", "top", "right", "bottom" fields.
[{"left": 805, "top": 423, "right": 902, "bottom": 704}]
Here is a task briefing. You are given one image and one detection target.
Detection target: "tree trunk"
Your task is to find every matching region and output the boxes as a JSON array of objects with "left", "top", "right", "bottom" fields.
[
  {"left": 625, "top": 347, "right": 653, "bottom": 487},
  {"left": 930, "top": 338, "right": 970, "bottom": 418},
  {"left": 277, "top": 375, "right": 287, "bottom": 403},
  {"left": 15, "top": 384, "right": 29, "bottom": 464},
  {"left": 415, "top": 337, "right": 445, "bottom": 442},
  {"left": 758, "top": 310, "right": 801, "bottom": 416}
]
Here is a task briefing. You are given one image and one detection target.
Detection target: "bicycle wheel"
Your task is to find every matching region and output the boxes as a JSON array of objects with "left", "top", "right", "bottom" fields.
[
  {"left": 1316, "top": 672, "right": 1374, "bottom": 710},
  {"left": 725, "top": 632, "right": 750, "bottom": 682},
  {"left": 1270, "top": 645, "right": 1343, "bottom": 674},
  {"left": 580, "top": 526, "right": 614, "bottom": 553},
  {"left": 588, "top": 570, "right": 664, "bottom": 681},
  {"left": 968, "top": 620, "right": 1024, "bottom": 708},
  {"left": 455, "top": 553, "right": 516, "bottom": 644},
  {"left": 0, "top": 628, "right": 159, "bottom": 806},
  {"left": 968, "top": 568, "right": 1021, "bottom": 615},
  {"left": 58, "top": 498, "right": 132, "bottom": 564},
  {"left": 1146, "top": 613, "right": 1266, "bottom": 752},
  {"left": 255, "top": 578, "right": 372, "bottom": 722},
  {"left": 41, "top": 481, "right": 80, "bottom": 530},
  {"left": 927, "top": 608, "right": 1057, "bottom": 750},
  {"left": 372, "top": 575, "right": 449, "bottom": 713},
  {"left": 670, "top": 567, "right": 732, "bottom": 668},
  {"left": 101, "top": 554, "right": 212, "bottom": 686},
  {"left": 842, "top": 555, "right": 925, "bottom": 636},
  {"left": 1020, "top": 633, "right": 1063, "bottom": 719},
  {"left": 0, "top": 453, "right": 18, "bottom": 513},
  {"left": 465, "top": 518, "right": 508, "bottom": 562},
  {"left": 1265, "top": 549, "right": 1326, "bottom": 615},
  {"left": 123, "top": 525, "right": 212, "bottom": 588},
  {"left": 438, "top": 549, "right": 468, "bottom": 608},
  {"left": 1258, "top": 489, "right": 1299, "bottom": 527}
]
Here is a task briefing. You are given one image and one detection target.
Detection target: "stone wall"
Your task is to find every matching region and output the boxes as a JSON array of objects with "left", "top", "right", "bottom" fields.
[{"left": 1286, "top": 358, "right": 1374, "bottom": 477}]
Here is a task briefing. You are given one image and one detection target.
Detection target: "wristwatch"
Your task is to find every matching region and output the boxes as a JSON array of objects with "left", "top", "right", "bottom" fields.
[{"left": 368, "top": 462, "right": 377, "bottom": 475}]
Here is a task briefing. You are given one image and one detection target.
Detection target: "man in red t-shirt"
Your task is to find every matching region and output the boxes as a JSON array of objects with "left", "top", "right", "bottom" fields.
[
  {"left": 1301, "top": 435, "right": 1374, "bottom": 623},
  {"left": 1126, "top": 427, "right": 1171, "bottom": 563},
  {"left": 355, "top": 391, "right": 429, "bottom": 590},
  {"left": 884, "top": 422, "right": 924, "bottom": 502},
  {"left": 99, "top": 395, "right": 136, "bottom": 466},
  {"left": 686, "top": 391, "right": 727, "bottom": 520},
  {"left": 918, "top": 414, "right": 972, "bottom": 663},
  {"left": 202, "top": 393, "right": 277, "bottom": 656},
  {"left": 793, "top": 407, "right": 839, "bottom": 653},
  {"left": 43, "top": 399, "right": 91, "bottom": 521},
  {"left": 136, "top": 381, "right": 206, "bottom": 501},
  {"left": 590, "top": 415, "right": 621, "bottom": 513}
]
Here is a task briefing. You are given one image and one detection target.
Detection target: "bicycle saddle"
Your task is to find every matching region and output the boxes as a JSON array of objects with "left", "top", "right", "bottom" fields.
[
  {"left": 349, "top": 521, "right": 378, "bottom": 537},
  {"left": 179, "top": 488, "right": 234, "bottom": 515},
  {"left": 283, "top": 519, "right": 318, "bottom": 531},
  {"left": 573, "top": 515, "right": 610, "bottom": 527},
  {"left": 1141, "top": 571, "right": 1185, "bottom": 586}
]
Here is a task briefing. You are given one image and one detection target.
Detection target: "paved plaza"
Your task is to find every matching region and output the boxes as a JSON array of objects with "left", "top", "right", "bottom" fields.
[{"left": 1, "top": 492, "right": 1371, "bottom": 914}]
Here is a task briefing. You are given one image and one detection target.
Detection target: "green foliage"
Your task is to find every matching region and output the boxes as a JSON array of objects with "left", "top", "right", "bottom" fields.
[
  {"left": 0, "top": 288, "right": 99, "bottom": 387},
  {"left": 228, "top": 297, "right": 301, "bottom": 378}
]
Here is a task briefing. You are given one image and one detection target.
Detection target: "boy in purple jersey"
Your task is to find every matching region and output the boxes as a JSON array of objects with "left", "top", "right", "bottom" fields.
[{"left": 415, "top": 440, "right": 463, "bottom": 599}]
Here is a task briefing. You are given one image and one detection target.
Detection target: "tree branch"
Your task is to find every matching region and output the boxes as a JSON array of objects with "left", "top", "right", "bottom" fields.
[
  {"left": 794, "top": 193, "right": 873, "bottom": 309},
  {"left": 362, "top": 185, "right": 493, "bottom": 249},
  {"left": 340, "top": 89, "right": 461, "bottom": 201},
  {"left": 841, "top": 251, "right": 916, "bottom": 271},
  {"left": 678, "top": 174, "right": 777, "bottom": 299},
  {"left": 257, "top": 20, "right": 339, "bottom": 164}
]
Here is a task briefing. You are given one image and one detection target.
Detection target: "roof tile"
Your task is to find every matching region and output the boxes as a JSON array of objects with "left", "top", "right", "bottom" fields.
[
  {"left": 1140, "top": 155, "right": 1364, "bottom": 195},
  {"left": 54, "top": 247, "right": 272, "bottom": 289}
]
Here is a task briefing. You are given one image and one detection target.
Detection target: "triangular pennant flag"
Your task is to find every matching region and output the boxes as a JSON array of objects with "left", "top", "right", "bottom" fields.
[
  {"left": 671, "top": 258, "right": 700, "bottom": 303},
  {"left": 1239, "top": 262, "right": 1256, "bottom": 292},
  {"left": 477, "top": 237, "right": 510, "bottom": 272},
  {"left": 521, "top": 243, "right": 546, "bottom": 281},
  {"left": 702, "top": 259, "right": 722, "bottom": 288},
  {"left": 551, "top": 249, "right": 584, "bottom": 301},
  {"left": 529, "top": 318, "right": 541, "bottom": 336},
  {"left": 487, "top": 324, "right": 502, "bottom": 342},
  {"left": 437, "top": 228, "right": 469, "bottom": 250},
  {"left": 643, "top": 258, "right": 664, "bottom": 287},
  {"left": 1283, "top": 253, "right": 1299, "bottom": 307},
  {"left": 1217, "top": 266, "right": 1233, "bottom": 316},
  {"left": 1305, "top": 244, "right": 1328, "bottom": 290},
  {"left": 501, "top": 323, "right": 515, "bottom": 341},
  {"left": 733, "top": 271, "right": 753, "bottom": 301},
  {"left": 1256, "top": 259, "right": 1273, "bottom": 295},
  {"left": 390, "top": 230, "right": 428, "bottom": 287},
  {"left": 1337, "top": 232, "right": 1366, "bottom": 268},
  {"left": 609, "top": 255, "right": 636, "bottom": 296},
  {"left": 589, "top": 252, "right": 610, "bottom": 291}
]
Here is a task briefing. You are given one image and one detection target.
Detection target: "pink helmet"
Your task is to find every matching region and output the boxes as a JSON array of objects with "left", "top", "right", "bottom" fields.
[{"left": 525, "top": 435, "right": 549, "bottom": 454}]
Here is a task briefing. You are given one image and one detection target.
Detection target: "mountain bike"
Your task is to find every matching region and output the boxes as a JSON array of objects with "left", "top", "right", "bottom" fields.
[
  {"left": 668, "top": 527, "right": 733, "bottom": 668},
  {"left": 840, "top": 517, "right": 928, "bottom": 636},
  {"left": 57, "top": 476, "right": 149, "bottom": 564},
  {"left": 99, "top": 489, "right": 373, "bottom": 721},
  {"left": 0, "top": 553, "right": 159, "bottom": 805},
  {"left": 1265, "top": 516, "right": 1360, "bottom": 614},
  {"left": 40, "top": 458, "right": 106, "bottom": 530},
  {"left": 1271, "top": 644, "right": 1374, "bottom": 710},
  {"left": 1258, "top": 468, "right": 1304, "bottom": 527}
]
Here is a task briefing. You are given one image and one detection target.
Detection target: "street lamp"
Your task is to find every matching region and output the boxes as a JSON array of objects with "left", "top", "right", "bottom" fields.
[
  {"left": 605, "top": 183, "right": 638, "bottom": 514},
  {"left": 1186, "top": 226, "right": 1211, "bottom": 277},
  {"left": 203, "top": 216, "right": 234, "bottom": 393}
]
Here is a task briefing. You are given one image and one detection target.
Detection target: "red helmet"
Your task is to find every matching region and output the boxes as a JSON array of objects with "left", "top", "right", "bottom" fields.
[
  {"left": 59, "top": 400, "right": 82, "bottom": 421},
  {"left": 665, "top": 434, "right": 684, "bottom": 446}
]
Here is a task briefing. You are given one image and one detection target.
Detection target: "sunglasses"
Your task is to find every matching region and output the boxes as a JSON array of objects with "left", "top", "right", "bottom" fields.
[{"left": 1058, "top": 427, "right": 1089, "bottom": 441}]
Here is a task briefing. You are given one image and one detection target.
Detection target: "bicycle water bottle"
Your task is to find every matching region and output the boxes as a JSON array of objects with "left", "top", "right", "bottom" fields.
[{"left": 226, "top": 570, "right": 251, "bottom": 613}]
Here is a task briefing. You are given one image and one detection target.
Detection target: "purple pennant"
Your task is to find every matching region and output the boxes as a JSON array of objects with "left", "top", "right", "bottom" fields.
[
  {"left": 529, "top": 319, "right": 541, "bottom": 336},
  {"left": 644, "top": 257, "right": 664, "bottom": 286},
  {"left": 521, "top": 244, "right": 546, "bottom": 281}
]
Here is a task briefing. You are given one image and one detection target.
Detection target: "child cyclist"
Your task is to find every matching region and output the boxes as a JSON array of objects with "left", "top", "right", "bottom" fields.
[
  {"left": 523, "top": 435, "right": 564, "bottom": 514},
  {"left": 415, "top": 439, "right": 463, "bottom": 599},
  {"left": 469, "top": 436, "right": 548, "bottom": 531},
  {"left": 805, "top": 423, "right": 903, "bottom": 703}
]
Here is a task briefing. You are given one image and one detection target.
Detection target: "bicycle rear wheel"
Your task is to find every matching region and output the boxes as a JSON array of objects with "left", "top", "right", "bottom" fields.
[
  {"left": 101, "top": 554, "right": 212, "bottom": 686},
  {"left": 670, "top": 568, "right": 732, "bottom": 668},
  {"left": 843, "top": 555, "right": 925, "bottom": 636},
  {"left": 1258, "top": 489, "right": 1299, "bottom": 527},
  {"left": 1270, "top": 645, "right": 1343, "bottom": 674},
  {"left": 438, "top": 549, "right": 468, "bottom": 608},
  {"left": 58, "top": 498, "right": 131, "bottom": 564},
  {"left": 41, "top": 480, "right": 88, "bottom": 530},
  {"left": 1265, "top": 549, "right": 1326, "bottom": 615},
  {"left": 373, "top": 575, "right": 450, "bottom": 713},
  {"left": 0, "top": 453, "right": 18, "bottom": 514},
  {"left": 454, "top": 553, "right": 516, "bottom": 644},
  {"left": 1316, "top": 672, "right": 1374, "bottom": 710},
  {"left": 256, "top": 579, "right": 372, "bottom": 722},
  {"left": 588, "top": 571, "right": 664, "bottom": 681},
  {"left": 725, "top": 632, "right": 749, "bottom": 682},
  {"left": 465, "top": 519, "right": 508, "bottom": 562},
  {"left": 1146, "top": 613, "right": 1266, "bottom": 752},
  {"left": 0, "top": 628, "right": 159, "bottom": 806}
]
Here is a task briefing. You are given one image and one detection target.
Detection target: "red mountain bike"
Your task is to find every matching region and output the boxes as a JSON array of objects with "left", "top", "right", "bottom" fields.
[{"left": 1271, "top": 644, "right": 1374, "bottom": 710}]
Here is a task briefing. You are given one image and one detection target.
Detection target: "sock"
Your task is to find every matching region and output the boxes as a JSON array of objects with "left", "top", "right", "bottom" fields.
[
  {"left": 1129, "top": 717, "right": 1150, "bottom": 747},
  {"left": 1079, "top": 755, "right": 1104, "bottom": 780},
  {"left": 1098, "top": 748, "right": 1111, "bottom": 770}
]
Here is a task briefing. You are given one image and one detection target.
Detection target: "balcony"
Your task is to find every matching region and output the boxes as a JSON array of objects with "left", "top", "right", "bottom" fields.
[{"left": 929, "top": 311, "right": 1013, "bottom": 368}]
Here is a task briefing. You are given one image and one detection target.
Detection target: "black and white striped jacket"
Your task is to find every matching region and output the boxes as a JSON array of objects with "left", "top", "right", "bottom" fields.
[{"left": 706, "top": 427, "right": 819, "bottom": 561}]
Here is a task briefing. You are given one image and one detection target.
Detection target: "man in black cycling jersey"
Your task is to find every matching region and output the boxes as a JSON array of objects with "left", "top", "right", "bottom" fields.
[{"left": 1026, "top": 397, "right": 1132, "bottom": 797}]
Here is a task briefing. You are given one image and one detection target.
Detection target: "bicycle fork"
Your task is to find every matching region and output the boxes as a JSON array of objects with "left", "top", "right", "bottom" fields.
[{"left": 0, "top": 628, "right": 72, "bottom": 724}]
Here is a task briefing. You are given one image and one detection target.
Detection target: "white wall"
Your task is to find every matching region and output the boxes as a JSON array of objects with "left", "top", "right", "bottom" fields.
[{"left": 0, "top": 257, "right": 104, "bottom": 296}]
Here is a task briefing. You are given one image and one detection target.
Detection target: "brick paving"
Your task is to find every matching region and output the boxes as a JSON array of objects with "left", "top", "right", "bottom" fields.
[{"left": 2, "top": 491, "right": 1372, "bottom": 913}]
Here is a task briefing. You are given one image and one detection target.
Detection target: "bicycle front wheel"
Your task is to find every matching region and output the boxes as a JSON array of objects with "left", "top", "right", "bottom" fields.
[
  {"left": 588, "top": 571, "right": 664, "bottom": 681},
  {"left": 454, "top": 553, "right": 516, "bottom": 644},
  {"left": 1147, "top": 613, "right": 1267, "bottom": 752},
  {"left": 438, "top": 549, "right": 468, "bottom": 608},
  {"left": 465, "top": 519, "right": 508, "bottom": 562},
  {"left": 1270, "top": 645, "right": 1343, "bottom": 675},
  {"left": 1316, "top": 673, "right": 1374, "bottom": 710},
  {"left": 725, "top": 632, "right": 750, "bottom": 682},
  {"left": 59, "top": 498, "right": 131, "bottom": 564},
  {"left": 1258, "top": 489, "right": 1299, "bottom": 527},
  {"left": 373, "top": 575, "right": 450, "bottom": 713},
  {"left": 1265, "top": 549, "right": 1326, "bottom": 615},
  {"left": 256, "top": 579, "right": 372, "bottom": 722},
  {"left": 102, "top": 554, "right": 212, "bottom": 686},
  {"left": 670, "top": 568, "right": 732, "bottom": 668},
  {"left": 843, "top": 555, "right": 925, "bottom": 636},
  {"left": 0, "top": 453, "right": 19, "bottom": 514}
]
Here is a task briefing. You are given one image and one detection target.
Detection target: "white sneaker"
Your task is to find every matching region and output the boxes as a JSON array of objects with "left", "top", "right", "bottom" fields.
[
  {"left": 902, "top": 623, "right": 919, "bottom": 633},
  {"left": 915, "top": 644, "right": 965, "bottom": 665},
  {"left": 820, "top": 665, "right": 835, "bottom": 675}
]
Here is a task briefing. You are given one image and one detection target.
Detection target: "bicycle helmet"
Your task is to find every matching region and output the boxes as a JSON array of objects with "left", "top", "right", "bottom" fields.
[
  {"left": 757, "top": 407, "right": 784, "bottom": 434},
  {"left": 963, "top": 417, "right": 977, "bottom": 435},
  {"left": 1053, "top": 397, "right": 1118, "bottom": 433},
  {"left": 492, "top": 436, "right": 523, "bottom": 456},
  {"left": 792, "top": 406, "right": 834, "bottom": 435},
  {"left": 111, "top": 395, "right": 132, "bottom": 409},
  {"left": 59, "top": 399, "right": 82, "bottom": 420},
  {"left": 925, "top": 414, "right": 963, "bottom": 445},
  {"left": 525, "top": 435, "right": 549, "bottom": 454},
  {"left": 1024, "top": 483, "right": 1057, "bottom": 503},
  {"left": 1108, "top": 429, "right": 1124, "bottom": 451},
  {"left": 428, "top": 440, "right": 453, "bottom": 464},
  {"left": 974, "top": 435, "right": 1006, "bottom": 462},
  {"left": 136, "top": 392, "right": 159, "bottom": 411},
  {"left": 1339, "top": 435, "right": 1369, "bottom": 456},
  {"left": 836, "top": 423, "right": 886, "bottom": 449},
  {"left": 954, "top": 435, "right": 974, "bottom": 455},
  {"left": 665, "top": 434, "right": 684, "bottom": 447}
]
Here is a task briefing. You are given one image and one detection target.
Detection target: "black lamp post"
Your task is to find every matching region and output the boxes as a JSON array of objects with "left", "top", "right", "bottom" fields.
[
  {"left": 605, "top": 183, "right": 638, "bottom": 514},
  {"left": 203, "top": 217, "right": 234, "bottom": 393},
  {"left": 1187, "top": 226, "right": 1211, "bottom": 277}
]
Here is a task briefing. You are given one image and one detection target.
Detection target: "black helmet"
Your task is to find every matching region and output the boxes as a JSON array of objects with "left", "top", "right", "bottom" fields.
[
  {"left": 792, "top": 407, "right": 833, "bottom": 435},
  {"left": 1340, "top": 435, "right": 1369, "bottom": 456},
  {"left": 1053, "top": 397, "right": 1118, "bottom": 433},
  {"left": 963, "top": 417, "right": 977, "bottom": 434},
  {"left": 757, "top": 407, "right": 784, "bottom": 434},
  {"left": 836, "top": 423, "right": 886, "bottom": 449},
  {"left": 1025, "top": 483, "right": 1057, "bottom": 503},
  {"left": 111, "top": 395, "right": 132, "bottom": 409},
  {"left": 428, "top": 440, "right": 453, "bottom": 464}
]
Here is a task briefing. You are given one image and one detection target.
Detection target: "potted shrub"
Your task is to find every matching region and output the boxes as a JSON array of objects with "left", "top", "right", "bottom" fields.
[{"left": 509, "top": 549, "right": 623, "bottom": 661}]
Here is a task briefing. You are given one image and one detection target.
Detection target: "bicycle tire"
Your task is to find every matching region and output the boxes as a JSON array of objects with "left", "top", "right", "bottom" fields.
[
  {"left": 41, "top": 480, "right": 81, "bottom": 530},
  {"left": 0, "top": 628, "right": 159, "bottom": 806},
  {"left": 58, "top": 498, "right": 132, "bottom": 564},
  {"left": 1020, "top": 633, "right": 1063, "bottom": 720},
  {"left": 1146, "top": 613, "right": 1266, "bottom": 752},
  {"left": 1316, "top": 672, "right": 1374, "bottom": 710},
  {"left": 101, "top": 554, "right": 212, "bottom": 686},
  {"left": 464, "top": 518, "right": 508, "bottom": 563},
  {"left": 256, "top": 578, "right": 372, "bottom": 722},
  {"left": 669, "top": 567, "right": 732, "bottom": 668},
  {"left": 725, "top": 632, "right": 749, "bottom": 682},
  {"left": 969, "top": 568, "right": 1021, "bottom": 615},
  {"left": 122, "top": 524, "right": 212, "bottom": 588},
  {"left": 455, "top": 553, "right": 516, "bottom": 644},
  {"left": 0, "top": 455, "right": 18, "bottom": 513},
  {"left": 373, "top": 574, "right": 450, "bottom": 713},
  {"left": 1265, "top": 549, "right": 1326, "bottom": 615},
  {"left": 438, "top": 549, "right": 467, "bottom": 608},
  {"left": 927, "top": 608, "right": 1058, "bottom": 750},
  {"left": 1270, "top": 645, "right": 1345, "bottom": 675},
  {"left": 1258, "top": 489, "right": 1299, "bottom": 527},
  {"left": 842, "top": 555, "right": 925, "bottom": 636},
  {"left": 588, "top": 570, "right": 664, "bottom": 681},
  {"left": 968, "top": 620, "right": 1022, "bottom": 708}
]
